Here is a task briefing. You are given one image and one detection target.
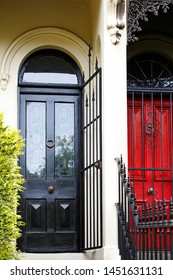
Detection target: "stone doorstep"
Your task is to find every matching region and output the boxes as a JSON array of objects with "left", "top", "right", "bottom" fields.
[{"left": 21, "top": 253, "right": 90, "bottom": 260}]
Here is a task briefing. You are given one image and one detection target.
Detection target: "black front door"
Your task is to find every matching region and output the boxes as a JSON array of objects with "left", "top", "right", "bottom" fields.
[{"left": 18, "top": 93, "right": 79, "bottom": 252}]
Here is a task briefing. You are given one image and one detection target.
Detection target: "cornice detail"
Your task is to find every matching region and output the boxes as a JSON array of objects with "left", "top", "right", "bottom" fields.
[
  {"left": 128, "top": 0, "right": 173, "bottom": 43},
  {"left": 107, "top": 0, "right": 126, "bottom": 44}
]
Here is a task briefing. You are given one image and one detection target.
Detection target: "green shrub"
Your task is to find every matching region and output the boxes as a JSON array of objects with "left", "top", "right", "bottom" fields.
[{"left": 0, "top": 113, "right": 24, "bottom": 259}]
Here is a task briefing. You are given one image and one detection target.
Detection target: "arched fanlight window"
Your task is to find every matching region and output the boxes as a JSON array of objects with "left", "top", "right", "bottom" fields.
[
  {"left": 127, "top": 53, "right": 173, "bottom": 88},
  {"left": 19, "top": 49, "right": 82, "bottom": 85}
]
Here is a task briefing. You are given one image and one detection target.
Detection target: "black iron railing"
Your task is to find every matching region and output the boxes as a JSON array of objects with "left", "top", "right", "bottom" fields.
[
  {"left": 116, "top": 155, "right": 173, "bottom": 260},
  {"left": 80, "top": 56, "right": 102, "bottom": 250}
]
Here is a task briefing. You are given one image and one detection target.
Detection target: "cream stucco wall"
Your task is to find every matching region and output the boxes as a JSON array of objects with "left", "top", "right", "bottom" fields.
[
  {"left": 0, "top": 0, "right": 91, "bottom": 57},
  {"left": 101, "top": 0, "right": 127, "bottom": 260}
]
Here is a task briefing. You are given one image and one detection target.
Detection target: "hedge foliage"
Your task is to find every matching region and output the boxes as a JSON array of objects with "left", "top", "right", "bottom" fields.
[{"left": 0, "top": 113, "right": 24, "bottom": 259}]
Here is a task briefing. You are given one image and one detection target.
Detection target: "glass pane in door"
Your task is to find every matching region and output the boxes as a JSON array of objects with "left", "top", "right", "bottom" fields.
[
  {"left": 55, "top": 103, "right": 75, "bottom": 178},
  {"left": 26, "top": 102, "right": 46, "bottom": 178}
]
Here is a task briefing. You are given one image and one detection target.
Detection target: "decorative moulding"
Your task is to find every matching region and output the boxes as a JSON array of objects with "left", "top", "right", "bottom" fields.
[
  {"left": 0, "top": 74, "right": 9, "bottom": 91},
  {"left": 107, "top": 0, "right": 126, "bottom": 44},
  {"left": 0, "top": 27, "right": 89, "bottom": 92}
]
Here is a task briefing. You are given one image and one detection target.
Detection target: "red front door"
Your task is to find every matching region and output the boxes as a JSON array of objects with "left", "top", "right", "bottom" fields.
[
  {"left": 127, "top": 53, "right": 173, "bottom": 254},
  {"left": 128, "top": 93, "right": 173, "bottom": 205}
]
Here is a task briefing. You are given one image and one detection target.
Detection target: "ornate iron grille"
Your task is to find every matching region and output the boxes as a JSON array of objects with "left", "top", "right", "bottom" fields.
[
  {"left": 128, "top": 0, "right": 173, "bottom": 43},
  {"left": 125, "top": 52, "right": 173, "bottom": 258},
  {"left": 128, "top": 88, "right": 173, "bottom": 204},
  {"left": 127, "top": 53, "right": 173, "bottom": 204}
]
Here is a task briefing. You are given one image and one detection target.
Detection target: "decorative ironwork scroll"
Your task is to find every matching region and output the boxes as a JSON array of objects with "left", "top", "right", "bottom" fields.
[
  {"left": 128, "top": 0, "right": 173, "bottom": 43},
  {"left": 144, "top": 112, "right": 161, "bottom": 147}
]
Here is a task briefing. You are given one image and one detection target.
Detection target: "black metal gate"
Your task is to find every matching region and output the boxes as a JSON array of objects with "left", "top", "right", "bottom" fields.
[
  {"left": 80, "top": 58, "right": 102, "bottom": 250},
  {"left": 128, "top": 88, "right": 173, "bottom": 205},
  {"left": 127, "top": 53, "right": 173, "bottom": 205}
]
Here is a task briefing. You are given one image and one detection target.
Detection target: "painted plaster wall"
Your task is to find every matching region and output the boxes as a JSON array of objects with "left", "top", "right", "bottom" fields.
[
  {"left": 101, "top": 1, "right": 127, "bottom": 259},
  {"left": 0, "top": 0, "right": 91, "bottom": 55}
]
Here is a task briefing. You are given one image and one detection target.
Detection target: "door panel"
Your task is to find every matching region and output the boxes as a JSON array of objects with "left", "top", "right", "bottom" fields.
[
  {"left": 18, "top": 94, "right": 79, "bottom": 252},
  {"left": 26, "top": 199, "right": 46, "bottom": 232},
  {"left": 128, "top": 94, "right": 173, "bottom": 204}
]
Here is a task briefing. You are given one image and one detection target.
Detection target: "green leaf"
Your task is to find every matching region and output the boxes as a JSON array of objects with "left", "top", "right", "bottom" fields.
[{"left": 0, "top": 113, "right": 25, "bottom": 259}]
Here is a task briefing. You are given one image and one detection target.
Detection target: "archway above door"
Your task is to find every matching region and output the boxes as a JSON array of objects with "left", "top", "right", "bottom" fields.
[
  {"left": 0, "top": 27, "right": 88, "bottom": 91},
  {"left": 128, "top": 34, "right": 173, "bottom": 63},
  {"left": 128, "top": 52, "right": 173, "bottom": 87}
]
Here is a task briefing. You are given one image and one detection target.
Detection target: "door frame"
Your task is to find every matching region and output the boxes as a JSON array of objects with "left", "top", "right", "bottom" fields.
[{"left": 18, "top": 86, "right": 82, "bottom": 252}]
